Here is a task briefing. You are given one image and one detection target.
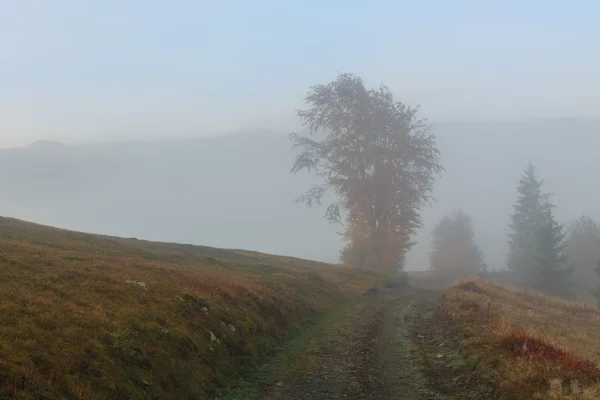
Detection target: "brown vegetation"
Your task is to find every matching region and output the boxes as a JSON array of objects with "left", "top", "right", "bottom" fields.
[
  {"left": 0, "top": 217, "right": 385, "bottom": 399},
  {"left": 443, "top": 278, "right": 600, "bottom": 399},
  {"left": 499, "top": 332, "right": 599, "bottom": 375}
]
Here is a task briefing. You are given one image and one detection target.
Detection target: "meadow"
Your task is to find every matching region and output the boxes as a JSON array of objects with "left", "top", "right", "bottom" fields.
[
  {"left": 0, "top": 217, "right": 384, "bottom": 399},
  {"left": 443, "top": 278, "right": 600, "bottom": 399}
]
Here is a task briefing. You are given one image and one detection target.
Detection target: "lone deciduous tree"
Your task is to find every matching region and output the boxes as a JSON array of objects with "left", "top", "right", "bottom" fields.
[
  {"left": 290, "top": 73, "right": 442, "bottom": 275},
  {"left": 430, "top": 210, "right": 486, "bottom": 277}
]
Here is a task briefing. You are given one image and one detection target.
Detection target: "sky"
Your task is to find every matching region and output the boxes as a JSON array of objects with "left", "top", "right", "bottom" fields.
[{"left": 1, "top": 0, "right": 599, "bottom": 147}]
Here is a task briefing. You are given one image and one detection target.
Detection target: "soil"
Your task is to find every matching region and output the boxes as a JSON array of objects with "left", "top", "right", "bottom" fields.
[{"left": 226, "top": 287, "right": 498, "bottom": 400}]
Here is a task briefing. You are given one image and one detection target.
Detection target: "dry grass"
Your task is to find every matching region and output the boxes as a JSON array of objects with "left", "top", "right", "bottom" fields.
[
  {"left": 0, "top": 217, "right": 385, "bottom": 399},
  {"left": 443, "top": 278, "right": 600, "bottom": 399},
  {"left": 499, "top": 332, "right": 599, "bottom": 375}
]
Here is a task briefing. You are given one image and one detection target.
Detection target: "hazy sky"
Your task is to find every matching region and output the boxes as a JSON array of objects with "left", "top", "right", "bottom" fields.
[{"left": 1, "top": 1, "right": 599, "bottom": 147}]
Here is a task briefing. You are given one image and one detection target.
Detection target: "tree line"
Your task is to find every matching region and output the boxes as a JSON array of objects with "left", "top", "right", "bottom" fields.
[
  {"left": 289, "top": 72, "right": 600, "bottom": 302},
  {"left": 430, "top": 163, "right": 600, "bottom": 301}
]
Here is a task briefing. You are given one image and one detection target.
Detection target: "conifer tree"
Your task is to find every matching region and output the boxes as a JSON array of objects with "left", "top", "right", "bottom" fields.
[
  {"left": 507, "top": 164, "right": 550, "bottom": 286},
  {"left": 534, "top": 203, "right": 573, "bottom": 297}
]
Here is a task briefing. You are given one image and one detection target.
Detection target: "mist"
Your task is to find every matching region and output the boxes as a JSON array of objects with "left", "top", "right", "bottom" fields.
[
  {"left": 2, "top": 2, "right": 599, "bottom": 273},
  {"left": 5, "top": 3, "right": 600, "bottom": 399},
  {"left": 0, "top": 118, "right": 597, "bottom": 274}
]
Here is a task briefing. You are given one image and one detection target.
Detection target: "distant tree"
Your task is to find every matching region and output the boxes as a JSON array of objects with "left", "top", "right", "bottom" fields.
[
  {"left": 567, "top": 216, "right": 600, "bottom": 297},
  {"left": 430, "top": 209, "right": 486, "bottom": 277},
  {"left": 290, "top": 73, "right": 443, "bottom": 275},
  {"left": 478, "top": 262, "right": 489, "bottom": 279},
  {"left": 593, "top": 260, "right": 600, "bottom": 306},
  {"left": 534, "top": 203, "right": 573, "bottom": 298},
  {"left": 507, "top": 164, "right": 551, "bottom": 286}
]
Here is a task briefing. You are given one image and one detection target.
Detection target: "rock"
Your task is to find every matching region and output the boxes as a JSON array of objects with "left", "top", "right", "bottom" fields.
[{"left": 125, "top": 280, "right": 148, "bottom": 290}]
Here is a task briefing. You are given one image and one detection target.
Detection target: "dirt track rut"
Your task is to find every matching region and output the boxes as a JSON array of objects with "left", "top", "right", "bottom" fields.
[{"left": 262, "top": 288, "right": 435, "bottom": 400}]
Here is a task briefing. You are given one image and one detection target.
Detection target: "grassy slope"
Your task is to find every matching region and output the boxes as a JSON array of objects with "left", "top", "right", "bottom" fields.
[
  {"left": 0, "top": 217, "right": 385, "bottom": 399},
  {"left": 442, "top": 278, "right": 600, "bottom": 399}
]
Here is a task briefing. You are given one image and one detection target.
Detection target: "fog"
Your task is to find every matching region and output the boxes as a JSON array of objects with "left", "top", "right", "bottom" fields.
[
  {"left": 0, "top": 118, "right": 598, "bottom": 271},
  {"left": 1, "top": 2, "right": 599, "bottom": 271}
]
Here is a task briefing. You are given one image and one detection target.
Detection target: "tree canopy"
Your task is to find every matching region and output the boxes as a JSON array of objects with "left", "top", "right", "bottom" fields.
[
  {"left": 507, "top": 163, "right": 551, "bottom": 285},
  {"left": 290, "top": 73, "right": 443, "bottom": 275},
  {"left": 534, "top": 203, "right": 573, "bottom": 297},
  {"left": 430, "top": 209, "right": 486, "bottom": 277},
  {"left": 506, "top": 164, "right": 574, "bottom": 298},
  {"left": 567, "top": 215, "right": 600, "bottom": 296}
]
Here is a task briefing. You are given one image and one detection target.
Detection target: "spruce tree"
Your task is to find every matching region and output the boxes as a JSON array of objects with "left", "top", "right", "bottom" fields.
[
  {"left": 507, "top": 164, "right": 550, "bottom": 286},
  {"left": 534, "top": 203, "right": 573, "bottom": 298}
]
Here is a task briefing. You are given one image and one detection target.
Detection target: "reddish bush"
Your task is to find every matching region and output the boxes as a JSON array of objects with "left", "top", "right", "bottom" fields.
[{"left": 499, "top": 331, "right": 599, "bottom": 375}]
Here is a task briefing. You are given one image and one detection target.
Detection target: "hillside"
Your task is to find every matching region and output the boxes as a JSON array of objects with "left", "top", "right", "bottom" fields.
[
  {"left": 1, "top": 118, "right": 599, "bottom": 270},
  {"left": 0, "top": 217, "right": 384, "bottom": 399},
  {"left": 2, "top": 216, "right": 598, "bottom": 399},
  {"left": 443, "top": 279, "right": 600, "bottom": 399}
]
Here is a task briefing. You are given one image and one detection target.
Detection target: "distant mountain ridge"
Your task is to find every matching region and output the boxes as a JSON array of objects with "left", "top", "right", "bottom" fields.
[
  {"left": 23, "top": 140, "right": 70, "bottom": 150},
  {"left": 1, "top": 117, "right": 599, "bottom": 269}
]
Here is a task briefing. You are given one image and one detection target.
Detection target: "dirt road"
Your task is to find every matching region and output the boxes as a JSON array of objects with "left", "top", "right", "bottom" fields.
[{"left": 251, "top": 287, "right": 495, "bottom": 400}]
